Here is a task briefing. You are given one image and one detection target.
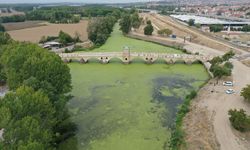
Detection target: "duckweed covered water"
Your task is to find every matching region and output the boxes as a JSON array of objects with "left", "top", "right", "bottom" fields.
[{"left": 60, "top": 62, "right": 209, "bottom": 150}]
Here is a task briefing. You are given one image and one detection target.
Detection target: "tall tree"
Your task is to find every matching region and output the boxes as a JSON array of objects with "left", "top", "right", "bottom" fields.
[
  {"left": 119, "top": 14, "right": 131, "bottom": 34},
  {"left": 0, "top": 86, "right": 55, "bottom": 149},
  {"left": 0, "top": 43, "right": 73, "bottom": 144},
  {"left": 131, "top": 12, "right": 141, "bottom": 29},
  {"left": 144, "top": 20, "right": 154, "bottom": 35}
]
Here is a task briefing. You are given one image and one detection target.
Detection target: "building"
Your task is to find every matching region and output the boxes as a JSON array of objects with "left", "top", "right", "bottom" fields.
[{"left": 42, "top": 41, "right": 62, "bottom": 50}]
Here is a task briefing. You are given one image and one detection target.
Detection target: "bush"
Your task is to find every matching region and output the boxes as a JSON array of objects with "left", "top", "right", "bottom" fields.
[
  {"left": 222, "top": 50, "right": 235, "bottom": 61},
  {"left": 157, "top": 28, "right": 172, "bottom": 36},
  {"left": 241, "top": 85, "right": 250, "bottom": 102},
  {"left": 242, "top": 25, "right": 250, "bottom": 32},
  {"left": 144, "top": 20, "right": 154, "bottom": 35},
  {"left": 209, "top": 24, "right": 223, "bottom": 32},
  {"left": 228, "top": 109, "right": 250, "bottom": 132},
  {"left": 188, "top": 19, "right": 195, "bottom": 26},
  {"left": 58, "top": 31, "right": 74, "bottom": 45}
]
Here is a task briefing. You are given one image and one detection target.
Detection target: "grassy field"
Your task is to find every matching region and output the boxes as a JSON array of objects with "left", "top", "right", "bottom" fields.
[
  {"left": 91, "top": 24, "right": 183, "bottom": 53},
  {"left": 7, "top": 20, "right": 88, "bottom": 43}
]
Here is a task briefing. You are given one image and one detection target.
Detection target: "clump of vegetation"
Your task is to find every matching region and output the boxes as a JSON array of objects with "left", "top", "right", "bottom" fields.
[
  {"left": 58, "top": 31, "right": 74, "bottom": 45},
  {"left": 0, "top": 39, "right": 75, "bottom": 149},
  {"left": 169, "top": 91, "right": 197, "bottom": 149},
  {"left": 26, "top": 6, "right": 123, "bottom": 24},
  {"left": 241, "top": 25, "right": 250, "bottom": 32},
  {"left": 0, "top": 24, "right": 5, "bottom": 32},
  {"left": 188, "top": 19, "right": 195, "bottom": 26},
  {"left": 209, "top": 50, "right": 235, "bottom": 79},
  {"left": 157, "top": 28, "right": 173, "bottom": 36},
  {"left": 209, "top": 24, "right": 223, "bottom": 32},
  {"left": 119, "top": 11, "right": 142, "bottom": 34},
  {"left": 241, "top": 85, "right": 250, "bottom": 102},
  {"left": 144, "top": 20, "right": 154, "bottom": 35},
  {"left": 228, "top": 109, "right": 250, "bottom": 132},
  {"left": 39, "top": 31, "right": 81, "bottom": 45},
  {"left": 88, "top": 16, "right": 117, "bottom": 46},
  {"left": 0, "top": 15, "right": 26, "bottom": 23}
]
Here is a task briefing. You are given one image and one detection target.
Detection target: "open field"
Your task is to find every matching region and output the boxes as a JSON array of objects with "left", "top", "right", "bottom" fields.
[
  {"left": 3, "top": 21, "right": 47, "bottom": 31},
  {"left": 0, "top": 12, "right": 24, "bottom": 17},
  {"left": 7, "top": 20, "right": 88, "bottom": 43}
]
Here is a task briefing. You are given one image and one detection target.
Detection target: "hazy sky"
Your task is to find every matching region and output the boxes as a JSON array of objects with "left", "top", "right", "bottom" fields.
[{"left": 0, "top": 0, "right": 150, "bottom": 4}]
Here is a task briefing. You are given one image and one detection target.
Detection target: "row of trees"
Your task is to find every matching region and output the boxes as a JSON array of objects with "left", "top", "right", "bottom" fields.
[
  {"left": 0, "top": 33, "right": 75, "bottom": 149},
  {"left": 26, "top": 6, "right": 124, "bottom": 24},
  {"left": 87, "top": 16, "right": 117, "bottom": 46},
  {"left": 0, "top": 15, "right": 26, "bottom": 23},
  {"left": 119, "top": 12, "right": 143, "bottom": 34}
]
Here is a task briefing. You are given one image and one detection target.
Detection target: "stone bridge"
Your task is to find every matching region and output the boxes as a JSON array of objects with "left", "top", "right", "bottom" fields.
[{"left": 59, "top": 52, "right": 213, "bottom": 64}]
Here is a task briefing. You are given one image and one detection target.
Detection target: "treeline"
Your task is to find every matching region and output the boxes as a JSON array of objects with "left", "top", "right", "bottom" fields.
[
  {"left": 26, "top": 6, "right": 124, "bottom": 24},
  {"left": 87, "top": 16, "right": 117, "bottom": 46},
  {"left": 119, "top": 10, "right": 143, "bottom": 34},
  {"left": 0, "top": 15, "right": 25, "bottom": 23},
  {"left": 0, "top": 33, "right": 75, "bottom": 149}
]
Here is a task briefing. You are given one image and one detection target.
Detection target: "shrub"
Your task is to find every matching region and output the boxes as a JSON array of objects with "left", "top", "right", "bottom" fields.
[
  {"left": 241, "top": 85, "right": 250, "bottom": 102},
  {"left": 157, "top": 28, "right": 173, "bottom": 36},
  {"left": 144, "top": 20, "right": 154, "bottom": 35},
  {"left": 188, "top": 19, "right": 195, "bottom": 26},
  {"left": 228, "top": 109, "right": 250, "bottom": 132},
  {"left": 209, "top": 24, "right": 223, "bottom": 32}
]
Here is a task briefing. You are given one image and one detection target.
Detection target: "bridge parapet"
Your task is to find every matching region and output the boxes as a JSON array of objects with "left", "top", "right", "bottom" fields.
[{"left": 59, "top": 52, "right": 212, "bottom": 64}]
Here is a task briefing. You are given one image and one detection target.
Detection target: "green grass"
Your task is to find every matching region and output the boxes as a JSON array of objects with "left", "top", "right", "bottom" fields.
[{"left": 90, "top": 24, "right": 182, "bottom": 53}]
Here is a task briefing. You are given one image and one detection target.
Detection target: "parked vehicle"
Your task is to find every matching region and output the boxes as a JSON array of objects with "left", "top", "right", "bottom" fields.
[
  {"left": 226, "top": 89, "right": 235, "bottom": 94},
  {"left": 223, "top": 81, "right": 233, "bottom": 86}
]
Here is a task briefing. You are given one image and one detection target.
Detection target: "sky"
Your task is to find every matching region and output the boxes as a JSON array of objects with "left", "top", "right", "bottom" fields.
[{"left": 0, "top": 0, "right": 151, "bottom": 4}]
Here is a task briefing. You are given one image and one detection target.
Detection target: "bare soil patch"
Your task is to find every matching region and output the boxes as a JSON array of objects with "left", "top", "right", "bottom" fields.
[
  {"left": 3, "top": 21, "right": 46, "bottom": 31},
  {"left": 183, "top": 80, "right": 220, "bottom": 150},
  {"left": 143, "top": 13, "right": 247, "bottom": 53},
  {"left": 0, "top": 12, "right": 24, "bottom": 17},
  {"left": 7, "top": 20, "right": 88, "bottom": 43}
]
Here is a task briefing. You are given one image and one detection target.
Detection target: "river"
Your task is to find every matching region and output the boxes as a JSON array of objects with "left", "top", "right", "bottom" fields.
[{"left": 59, "top": 61, "right": 209, "bottom": 150}]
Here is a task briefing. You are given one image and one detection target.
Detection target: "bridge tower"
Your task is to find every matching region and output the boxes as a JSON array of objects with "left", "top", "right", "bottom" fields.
[{"left": 123, "top": 46, "right": 131, "bottom": 64}]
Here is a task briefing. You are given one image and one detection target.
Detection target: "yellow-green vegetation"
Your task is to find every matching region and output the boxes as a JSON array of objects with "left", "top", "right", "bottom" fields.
[
  {"left": 59, "top": 63, "right": 209, "bottom": 150},
  {"left": 90, "top": 24, "right": 182, "bottom": 53}
]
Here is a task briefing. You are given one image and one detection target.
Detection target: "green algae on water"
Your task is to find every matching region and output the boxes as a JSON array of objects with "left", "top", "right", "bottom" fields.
[{"left": 59, "top": 63, "right": 209, "bottom": 150}]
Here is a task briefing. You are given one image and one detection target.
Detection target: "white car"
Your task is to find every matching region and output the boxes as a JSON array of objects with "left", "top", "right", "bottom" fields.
[
  {"left": 226, "top": 89, "right": 235, "bottom": 94},
  {"left": 223, "top": 81, "right": 233, "bottom": 86}
]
